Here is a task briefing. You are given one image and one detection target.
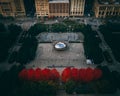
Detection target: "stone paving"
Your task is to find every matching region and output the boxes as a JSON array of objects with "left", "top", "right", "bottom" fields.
[
  {"left": 26, "top": 43, "right": 95, "bottom": 73},
  {"left": 25, "top": 42, "right": 98, "bottom": 75},
  {"left": 37, "top": 33, "right": 84, "bottom": 42}
]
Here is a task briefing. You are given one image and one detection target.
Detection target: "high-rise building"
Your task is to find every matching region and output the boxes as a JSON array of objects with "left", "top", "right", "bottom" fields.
[
  {"left": 70, "top": 0, "right": 85, "bottom": 16},
  {"left": 94, "top": 0, "right": 120, "bottom": 18},
  {"left": 35, "top": 0, "right": 49, "bottom": 18},
  {"left": 0, "top": 0, "right": 26, "bottom": 17},
  {"left": 49, "top": 0, "right": 69, "bottom": 17}
]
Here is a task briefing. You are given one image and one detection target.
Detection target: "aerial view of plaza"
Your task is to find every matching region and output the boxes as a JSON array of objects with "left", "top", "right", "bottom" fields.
[{"left": 0, "top": 0, "right": 120, "bottom": 96}]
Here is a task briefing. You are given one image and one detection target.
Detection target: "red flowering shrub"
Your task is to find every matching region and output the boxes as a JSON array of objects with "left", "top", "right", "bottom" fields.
[
  {"left": 61, "top": 67, "right": 72, "bottom": 83},
  {"left": 71, "top": 68, "right": 79, "bottom": 81},
  {"left": 42, "top": 68, "right": 52, "bottom": 81},
  {"left": 79, "top": 68, "right": 86, "bottom": 82},
  {"left": 18, "top": 69, "right": 28, "bottom": 80},
  {"left": 51, "top": 68, "right": 60, "bottom": 81},
  {"left": 84, "top": 68, "right": 94, "bottom": 83},
  {"left": 18, "top": 67, "right": 102, "bottom": 83},
  {"left": 27, "top": 69, "right": 35, "bottom": 81},
  {"left": 93, "top": 68, "right": 102, "bottom": 80},
  {"left": 34, "top": 68, "right": 42, "bottom": 81}
]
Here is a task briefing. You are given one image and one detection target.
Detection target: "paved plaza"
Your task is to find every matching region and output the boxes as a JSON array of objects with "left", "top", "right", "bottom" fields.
[
  {"left": 37, "top": 32, "right": 84, "bottom": 42},
  {"left": 26, "top": 32, "right": 96, "bottom": 72},
  {"left": 26, "top": 43, "right": 93, "bottom": 71}
]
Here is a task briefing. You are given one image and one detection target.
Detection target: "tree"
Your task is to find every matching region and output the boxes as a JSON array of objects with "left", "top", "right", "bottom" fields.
[
  {"left": 51, "top": 69, "right": 60, "bottom": 82},
  {"left": 8, "top": 24, "right": 22, "bottom": 45},
  {"left": 73, "top": 24, "right": 85, "bottom": 32},
  {"left": 16, "top": 37, "right": 38, "bottom": 64},
  {"left": 63, "top": 19, "right": 77, "bottom": 26},
  {"left": 71, "top": 68, "right": 79, "bottom": 81},
  {"left": 52, "top": 23, "right": 67, "bottom": 32},
  {"left": 0, "top": 23, "right": 9, "bottom": 62},
  {"left": 82, "top": 25, "right": 104, "bottom": 64},
  {"left": 42, "top": 68, "right": 51, "bottom": 81},
  {"left": 99, "top": 23, "right": 120, "bottom": 62},
  {"left": 65, "top": 80, "right": 76, "bottom": 94},
  {"left": 27, "top": 69, "right": 35, "bottom": 81},
  {"left": 28, "top": 23, "right": 47, "bottom": 36},
  {"left": 34, "top": 68, "right": 42, "bottom": 81},
  {"left": 61, "top": 67, "right": 72, "bottom": 83},
  {"left": 0, "top": 23, "right": 6, "bottom": 32}
]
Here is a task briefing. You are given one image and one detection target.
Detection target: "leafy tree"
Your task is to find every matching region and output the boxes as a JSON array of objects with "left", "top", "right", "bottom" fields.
[
  {"left": 99, "top": 22, "right": 120, "bottom": 62},
  {"left": 28, "top": 23, "right": 47, "bottom": 36},
  {"left": 65, "top": 80, "right": 76, "bottom": 94},
  {"left": 16, "top": 37, "right": 38, "bottom": 64},
  {"left": 83, "top": 25, "right": 104, "bottom": 64},
  {"left": 0, "top": 23, "right": 6, "bottom": 32},
  {"left": 0, "top": 23, "right": 9, "bottom": 62},
  {"left": 52, "top": 23, "right": 67, "bottom": 32},
  {"left": 73, "top": 24, "right": 85, "bottom": 32},
  {"left": 63, "top": 19, "right": 77, "bottom": 26},
  {"left": 0, "top": 14, "right": 4, "bottom": 19},
  {"left": 8, "top": 24, "right": 22, "bottom": 45}
]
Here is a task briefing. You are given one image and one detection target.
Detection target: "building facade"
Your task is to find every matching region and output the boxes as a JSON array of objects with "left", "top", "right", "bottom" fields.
[
  {"left": 35, "top": 0, "right": 49, "bottom": 18},
  {"left": 0, "top": 0, "right": 26, "bottom": 17},
  {"left": 49, "top": 0, "right": 69, "bottom": 17},
  {"left": 70, "top": 0, "right": 85, "bottom": 16},
  {"left": 94, "top": 0, "right": 120, "bottom": 18}
]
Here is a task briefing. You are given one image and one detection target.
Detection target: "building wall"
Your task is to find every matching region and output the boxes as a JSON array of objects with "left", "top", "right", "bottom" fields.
[
  {"left": 94, "top": 0, "right": 120, "bottom": 18},
  {"left": 0, "top": 0, "right": 15, "bottom": 16},
  {"left": 49, "top": 2, "right": 69, "bottom": 17},
  {"left": 35, "top": 0, "right": 49, "bottom": 18},
  {"left": 70, "top": 0, "right": 85, "bottom": 16},
  {"left": 0, "top": 0, "right": 25, "bottom": 17},
  {"left": 14, "top": 0, "right": 26, "bottom": 17}
]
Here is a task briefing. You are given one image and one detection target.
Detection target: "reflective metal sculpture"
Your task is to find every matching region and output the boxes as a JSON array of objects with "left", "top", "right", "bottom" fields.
[{"left": 54, "top": 42, "right": 67, "bottom": 51}]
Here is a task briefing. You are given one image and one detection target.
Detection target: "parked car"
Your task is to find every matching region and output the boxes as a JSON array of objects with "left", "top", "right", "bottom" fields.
[{"left": 103, "top": 51, "right": 113, "bottom": 63}]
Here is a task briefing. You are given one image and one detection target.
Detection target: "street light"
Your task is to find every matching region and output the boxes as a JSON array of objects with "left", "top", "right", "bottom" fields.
[
  {"left": 72, "top": 28, "right": 74, "bottom": 32},
  {"left": 68, "top": 25, "right": 71, "bottom": 32}
]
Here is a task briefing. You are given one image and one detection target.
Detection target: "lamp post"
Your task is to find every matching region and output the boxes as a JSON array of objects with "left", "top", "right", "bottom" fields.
[
  {"left": 72, "top": 28, "right": 74, "bottom": 32},
  {"left": 68, "top": 25, "right": 71, "bottom": 32}
]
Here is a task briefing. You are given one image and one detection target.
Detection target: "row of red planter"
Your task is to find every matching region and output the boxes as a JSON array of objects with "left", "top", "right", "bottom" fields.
[
  {"left": 19, "top": 68, "right": 60, "bottom": 82},
  {"left": 62, "top": 67, "right": 102, "bottom": 83},
  {"left": 19, "top": 67, "right": 102, "bottom": 83}
]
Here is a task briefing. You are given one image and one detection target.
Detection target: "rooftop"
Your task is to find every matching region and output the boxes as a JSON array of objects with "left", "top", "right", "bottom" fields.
[
  {"left": 49, "top": 0, "right": 69, "bottom": 3},
  {"left": 98, "top": 0, "right": 120, "bottom": 4}
]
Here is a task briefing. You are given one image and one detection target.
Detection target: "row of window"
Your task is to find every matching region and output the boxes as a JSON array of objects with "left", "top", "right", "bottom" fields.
[
  {"left": 70, "top": 12, "right": 83, "bottom": 14},
  {"left": 99, "top": 6, "right": 120, "bottom": 10},
  {"left": 37, "top": 13, "right": 48, "bottom": 16},
  {"left": 99, "top": 11, "right": 120, "bottom": 15},
  {"left": 49, "top": 10, "right": 69, "bottom": 13},
  {"left": 2, "top": 8, "right": 12, "bottom": 12}
]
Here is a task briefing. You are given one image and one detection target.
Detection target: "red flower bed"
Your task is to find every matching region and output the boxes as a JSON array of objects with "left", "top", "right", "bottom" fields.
[
  {"left": 61, "top": 67, "right": 72, "bottom": 83},
  {"left": 51, "top": 68, "right": 60, "bottom": 81},
  {"left": 71, "top": 68, "right": 79, "bottom": 81},
  {"left": 93, "top": 68, "right": 102, "bottom": 80},
  {"left": 61, "top": 67, "right": 103, "bottom": 83},
  {"left": 18, "top": 68, "right": 60, "bottom": 82},
  {"left": 42, "top": 68, "right": 52, "bottom": 81},
  {"left": 18, "top": 69, "right": 28, "bottom": 80},
  {"left": 27, "top": 69, "right": 35, "bottom": 81},
  {"left": 34, "top": 68, "right": 42, "bottom": 81},
  {"left": 84, "top": 68, "right": 94, "bottom": 83},
  {"left": 18, "top": 67, "right": 102, "bottom": 83},
  {"left": 79, "top": 68, "right": 86, "bottom": 82}
]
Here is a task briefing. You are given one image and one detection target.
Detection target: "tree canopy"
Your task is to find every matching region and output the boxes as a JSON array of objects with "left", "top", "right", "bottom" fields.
[{"left": 28, "top": 23, "right": 47, "bottom": 36}]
